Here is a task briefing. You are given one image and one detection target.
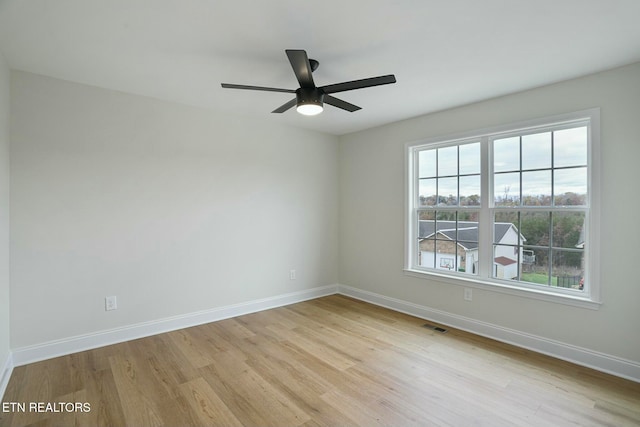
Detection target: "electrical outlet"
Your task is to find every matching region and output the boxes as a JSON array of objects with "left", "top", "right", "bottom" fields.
[
  {"left": 105, "top": 296, "right": 117, "bottom": 311},
  {"left": 290, "top": 269, "right": 296, "bottom": 280},
  {"left": 464, "top": 288, "right": 473, "bottom": 301}
]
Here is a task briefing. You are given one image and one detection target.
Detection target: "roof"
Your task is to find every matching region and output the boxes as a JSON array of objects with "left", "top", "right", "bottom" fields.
[
  {"left": 418, "top": 220, "right": 518, "bottom": 250},
  {"left": 494, "top": 256, "right": 517, "bottom": 266}
]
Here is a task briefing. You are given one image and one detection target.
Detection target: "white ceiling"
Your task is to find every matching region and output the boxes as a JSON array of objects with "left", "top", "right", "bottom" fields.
[{"left": 1, "top": 1, "right": 639, "bottom": 136}]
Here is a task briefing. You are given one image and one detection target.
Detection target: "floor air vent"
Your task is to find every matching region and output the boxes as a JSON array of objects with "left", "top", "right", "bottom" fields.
[{"left": 423, "top": 323, "right": 448, "bottom": 333}]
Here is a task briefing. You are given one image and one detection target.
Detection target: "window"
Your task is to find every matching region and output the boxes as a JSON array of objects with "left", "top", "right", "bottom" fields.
[{"left": 406, "top": 110, "right": 600, "bottom": 307}]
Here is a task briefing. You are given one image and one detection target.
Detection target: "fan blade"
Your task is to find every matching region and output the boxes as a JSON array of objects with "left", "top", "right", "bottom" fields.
[
  {"left": 272, "top": 98, "right": 297, "bottom": 113},
  {"left": 321, "top": 74, "right": 396, "bottom": 94},
  {"left": 221, "top": 83, "right": 295, "bottom": 93},
  {"left": 324, "top": 95, "right": 361, "bottom": 112},
  {"left": 286, "top": 49, "right": 315, "bottom": 88}
]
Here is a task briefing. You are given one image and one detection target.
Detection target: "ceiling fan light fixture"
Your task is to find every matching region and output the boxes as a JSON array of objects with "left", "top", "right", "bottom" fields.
[
  {"left": 297, "top": 103, "right": 323, "bottom": 116},
  {"left": 296, "top": 88, "right": 324, "bottom": 116}
]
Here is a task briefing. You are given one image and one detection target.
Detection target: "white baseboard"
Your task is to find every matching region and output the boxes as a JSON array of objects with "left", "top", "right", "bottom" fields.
[
  {"left": 337, "top": 284, "right": 640, "bottom": 383},
  {"left": 0, "top": 351, "right": 14, "bottom": 400},
  {"left": 12, "top": 284, "right": 338, "bottom": 367}
]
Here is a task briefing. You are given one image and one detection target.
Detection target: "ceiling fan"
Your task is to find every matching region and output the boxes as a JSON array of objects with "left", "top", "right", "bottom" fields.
[{"left": 221, "top": 49, "right": 396, "bottom": 116}]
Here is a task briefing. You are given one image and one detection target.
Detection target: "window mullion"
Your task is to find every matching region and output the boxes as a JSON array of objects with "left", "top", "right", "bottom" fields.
[{"left": 479, "top": 136, "right": 492, "bottom": 279}]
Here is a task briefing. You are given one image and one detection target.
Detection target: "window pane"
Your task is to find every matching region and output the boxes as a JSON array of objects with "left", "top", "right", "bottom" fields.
[
  {"left": 459, "top": 142, "right": 480, "bottom": 175},
  {"left": 418, "top": 149, "right": 436, "bottom": 178},
  {"left": 438, "top": 146, "right": 458, "bottom": 176},
  {"left": 418, "top": 210, "right": 435, "bottom": 221},
  {"left": 520, "top": 212, "right": 550, "bottom": 247},
  {"left": 552, "top": 212, "right": 585, "bottom": 249},
  {"left": 522, "top": 132, "right": 551, "bottom": 170},
  {"left": 494, "top": 136, "right": 519, "bottom": 172},
  {"left": 418, "top": 214, "right": 435, "bottom": 239},
  {"left": 522, "top": 170, "right": 551, "bottom": 206},
  {"left": 436, "top": 211, "right": 456, "bottom": 222},
  {"left": 419, "top": 178, "right": 436, "bottom": 206},
  {"left": 435, "top": 240, "right": 457, "bottom": 272},
  {"left": 418, "top": 212, "right": 435, "bottom": 268},
  {"left": 460, "top": 175, "right": 480, "bottom": 206},
  {"left": 494, "top": 221, "right": 522, "bottom": 248},
  {"left": 458, "top": 242, "right": 478, "bottom": 275},
  {"left": 494, "top": 211, "right": 519, "bottom": 244},
  {"left": 554, "top": 167, "right": 587, "bottom": 206},
  {"left": 418, "top": 237, "right": 436, "bottom": 268},
  {"left": 522, "top": 248, "right": 536, "bottom": 269},
  {"left": 520, "top": 247, "right": 550, "bottom": 285},
  {"left": 457, "top": 222, "right": 479, "bottom": 243},
  {"left": 554, "top": 127, "right": 587, "bottom": 168},
  {"left": 552, "top": 249, "right": 584, "bottom": 291},
  {"left": 438, "top": 176, "right": 458, "bottom": 205},
  {"left": 493, "top": 245, "right": 519, "bottom": 280},
  {"left": 457, "top": 210, "right": 479, "bottom": 225},
  {"left": 494, "top": 172, "right": 520, "bottom": 206}
]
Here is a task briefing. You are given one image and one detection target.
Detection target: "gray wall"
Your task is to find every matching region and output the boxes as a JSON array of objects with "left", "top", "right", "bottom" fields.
[
  {"left": 339, "top": 62, "right": 640, "bottom": 363},
  {"left": 0, "top": 53, "right": 10, "bottom": 377},
  {"left": 10, "top": 71, "right": 339, "bottom": 348}
]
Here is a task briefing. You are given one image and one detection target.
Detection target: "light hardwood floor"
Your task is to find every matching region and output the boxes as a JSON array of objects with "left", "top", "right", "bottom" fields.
[{"left": 2, "top": 295, "right": 639, "bottom": 426}]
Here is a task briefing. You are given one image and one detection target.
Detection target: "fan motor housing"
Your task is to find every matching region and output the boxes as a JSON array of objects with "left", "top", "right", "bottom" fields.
[{"left": 296, "top": 87, "right": 324, "bottom": 108}]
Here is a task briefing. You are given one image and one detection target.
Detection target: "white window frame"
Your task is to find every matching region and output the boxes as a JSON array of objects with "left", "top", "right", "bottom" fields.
[{"left": 404, "top": 109, "right": 601, "bottom": 309}]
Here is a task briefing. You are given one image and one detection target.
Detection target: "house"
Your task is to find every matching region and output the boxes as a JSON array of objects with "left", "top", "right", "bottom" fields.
[
  {"left": 1, "top": 1, "right": 640, "bottom": 425},
  {"left": 418, "top": 220, "right": 528, "bottom": 279}
]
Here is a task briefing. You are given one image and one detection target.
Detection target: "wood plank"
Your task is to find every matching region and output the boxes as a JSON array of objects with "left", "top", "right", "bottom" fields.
[
  {"left": 108, "top": 353, "right": 165, "bottom": 427},
  {"left": 265, "top": 322, "right": 357, "bottom": 371},
  {"left": 198, "top": 352, "right": 311, "bottom": 427},
  {"left": 82, "top": 368, "right": 127, "bottom": 427},
  {"left": 166, "top": 328, "right": 222, "bottom": 368},
  {"left": 177, "top": 378, "right": 244, "bottom": 427}
]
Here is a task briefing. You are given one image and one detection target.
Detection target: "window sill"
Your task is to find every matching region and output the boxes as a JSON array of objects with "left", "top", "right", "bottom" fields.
[{"left": 403, "top": 268, "right": 602, "bottom": 310}]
